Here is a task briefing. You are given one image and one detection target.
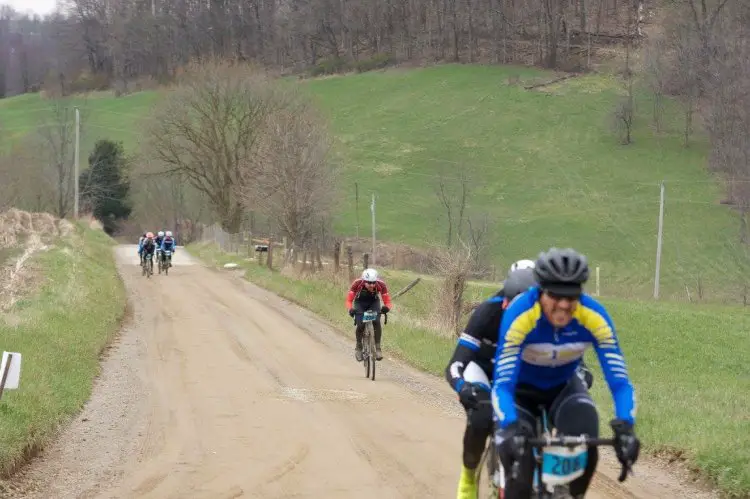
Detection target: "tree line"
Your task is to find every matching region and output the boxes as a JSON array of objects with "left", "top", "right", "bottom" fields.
[{"left": 0, "top": 0, "right": 648, "bottom": 97}]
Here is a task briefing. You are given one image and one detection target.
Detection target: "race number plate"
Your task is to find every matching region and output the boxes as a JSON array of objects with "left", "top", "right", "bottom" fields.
[
  {"left": 362, "top": 311, "right": 378, "bottom": 322},
  {"left": 541, "top": 444, "right": 588, "bottom": 486}
]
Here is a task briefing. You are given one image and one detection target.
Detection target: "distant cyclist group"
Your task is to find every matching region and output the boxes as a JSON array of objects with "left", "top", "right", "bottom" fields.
[
  {"left": 137, "top": 230, "right": 177, "bottom": 274},
  {"left": 343, "top": 247, "right": 640, "bottom": 499}
]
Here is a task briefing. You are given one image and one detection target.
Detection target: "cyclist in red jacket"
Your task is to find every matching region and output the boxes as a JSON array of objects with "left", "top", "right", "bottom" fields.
[{"left": 346, "top": 268, "right": 393, "bottom": 361}]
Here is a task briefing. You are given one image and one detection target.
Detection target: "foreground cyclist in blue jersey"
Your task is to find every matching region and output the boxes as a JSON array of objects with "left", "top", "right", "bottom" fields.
[
  {"left": 492, "top": 248, "right": 640, "bottom": 499},
  {"left": 447, "top": 259, "right": 595, "bottom": 499}
]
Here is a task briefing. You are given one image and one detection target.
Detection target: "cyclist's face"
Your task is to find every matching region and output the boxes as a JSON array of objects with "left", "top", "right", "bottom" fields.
[
  {"left": 540, "top": 291, "right": 578, "bottom": 327},
  {"left": 364, "top": 281, "right": 376, "bottom": 290}
]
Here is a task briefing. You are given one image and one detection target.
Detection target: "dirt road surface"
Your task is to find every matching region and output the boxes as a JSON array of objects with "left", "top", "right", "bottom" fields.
[{"left": 6, "top": 245, "right": 718, "bottom": 499}]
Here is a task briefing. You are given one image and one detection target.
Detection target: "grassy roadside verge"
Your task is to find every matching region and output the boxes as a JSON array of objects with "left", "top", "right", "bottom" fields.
[
  {"left": 0, "top": 224, "right": 126, "bottom": 480},
  {"left": 189, "top": 242, "right": 750, "bottom": 497}
]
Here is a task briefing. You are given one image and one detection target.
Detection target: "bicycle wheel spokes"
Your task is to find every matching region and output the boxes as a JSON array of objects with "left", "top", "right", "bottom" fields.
[{"left": 369, "top": 324, "right": 376, "bottom": 381}]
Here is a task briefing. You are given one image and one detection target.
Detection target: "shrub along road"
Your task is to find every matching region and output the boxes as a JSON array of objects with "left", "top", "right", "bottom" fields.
[{"left": 7, "top": 246, "right": 717, "bottom": 498}]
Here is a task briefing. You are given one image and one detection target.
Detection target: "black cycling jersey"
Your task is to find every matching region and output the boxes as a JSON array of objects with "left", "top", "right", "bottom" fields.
[{"left": 445, "top": 292, "right": 505, "bottom": 392}]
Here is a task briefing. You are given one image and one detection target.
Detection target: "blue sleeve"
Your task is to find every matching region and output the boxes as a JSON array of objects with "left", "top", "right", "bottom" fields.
[
  {"left": 580, "top": 297, "right": 636, "bottom": 425},
  {"left": 491, "top": 292, "right": 538, "bottom": 428}
]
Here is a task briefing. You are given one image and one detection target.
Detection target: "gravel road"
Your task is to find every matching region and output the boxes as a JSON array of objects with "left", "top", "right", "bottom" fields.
[{"left": 4, "top": 246, "right": 718, "bottom": 499}]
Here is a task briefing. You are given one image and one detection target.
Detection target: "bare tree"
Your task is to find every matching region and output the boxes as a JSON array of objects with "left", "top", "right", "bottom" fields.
[
  {"left": 644, "top": 35, "right": 668, "bottom": 133},
  {"left": 35, "top": 100, "right": 87, "bottom": 218},
  {"left": 704, "top": 1, "right": 750, "bottom": 241},
  {"left": 612, "top": 95, "right": 634, "bottom": 144},
  {"left": 147, "top": 60, "right": 279, "bottom": 232},
  {"left": 432, "top": 241, "right": 474, "bottom": 336},
  {"left": 466, "top": 212, "right": 493, "bottom": 275},
  {"left": 0, "top": 0, "right": 654, "bottom": 95},
  {"left": 243, "top": 92, "right": 335, "bottom": 253},
  {"left": 435, "top": 170, "right": 468, "bottom": 248}
]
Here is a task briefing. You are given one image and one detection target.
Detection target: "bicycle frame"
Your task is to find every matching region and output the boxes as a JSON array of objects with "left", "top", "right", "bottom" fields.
[
  {"left": 355, "top": 310, "right": 387, "bottom": 381},
  {"left": 480, "top": 405, "right": 628, "bottom": 499}
]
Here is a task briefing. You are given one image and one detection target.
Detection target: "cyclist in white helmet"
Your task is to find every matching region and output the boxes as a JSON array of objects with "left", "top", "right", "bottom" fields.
[
  {"left": 345, "top": 268, "right": 393, "bottom": 361},
  {"left": 509, "top": 259, "right": 535, "bottom": 273}
]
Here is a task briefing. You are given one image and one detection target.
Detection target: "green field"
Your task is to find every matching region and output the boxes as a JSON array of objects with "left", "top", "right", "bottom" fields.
[
  {"left": 302, "top": 65, "right": 745, "bottom": 303},
  {"left": 188, "top": 241, "right": 750, "bottom": 497},
  {"left": 0, "top": 224, "right": 126, "bottom": 482},
  {"left": 0, "top": 90, "right": 158, "bottom": 155},
  {"left": 1, "top": 65, "right": 744, "bottom": 303}
]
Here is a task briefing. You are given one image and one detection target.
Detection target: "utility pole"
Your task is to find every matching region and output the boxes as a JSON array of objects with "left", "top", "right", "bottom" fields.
[
  {"left": 73, "top": 107, "right": 80, "bottom": 219},
  {"left": 370, "top": 193, "right": 376, "bottom": 267},
  {"left": 654, "top": 181, "right": 665, "bottom": 299}
]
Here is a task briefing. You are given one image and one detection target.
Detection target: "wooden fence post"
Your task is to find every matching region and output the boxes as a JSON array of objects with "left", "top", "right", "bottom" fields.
[
  {"left": 333, "top": 240, "right": 341, "bottom": 272},
  {"left": 347, "top": 245, "right": 354, "bottom": 281},
  {"left": 363, "top": 253, "right": 369, "bottom": 269},
  {"left": 267, "top": 238, "right": 274, "bottom": 270}
]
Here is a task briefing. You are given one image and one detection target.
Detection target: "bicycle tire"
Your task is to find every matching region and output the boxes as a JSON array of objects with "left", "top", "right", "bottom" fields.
[
  {"left": 476, "top": 442, "right": 503, "bottom": 499},
  {"left": 363, "top": 326, "right": 370, "bottom": 378},
  {"left": 369, "top": 322, "right": 376, "bottom": 381}
]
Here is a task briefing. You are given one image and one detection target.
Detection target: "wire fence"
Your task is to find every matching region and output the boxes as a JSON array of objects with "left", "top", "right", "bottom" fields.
[{"left": 196, "top": 185, "right": 750, "bottom": 307}]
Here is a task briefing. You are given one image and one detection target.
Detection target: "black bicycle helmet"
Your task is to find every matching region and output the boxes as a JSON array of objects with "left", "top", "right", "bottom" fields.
[
  {"left": 502, "top": 268, "right": 537, "bottom": 300},
  {"left": 533, "top": 247, "right": 589, "bottom": 297}
]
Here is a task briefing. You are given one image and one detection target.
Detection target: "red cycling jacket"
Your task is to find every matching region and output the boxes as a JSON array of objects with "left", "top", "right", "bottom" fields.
[{"left": 345, "top": 278, "right": 393, "bottom": 310}]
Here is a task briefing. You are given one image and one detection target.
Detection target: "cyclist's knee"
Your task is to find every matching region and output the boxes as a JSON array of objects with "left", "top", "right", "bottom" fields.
[{"left": 554, "top": 395, "right": 599, "bottom": 438}]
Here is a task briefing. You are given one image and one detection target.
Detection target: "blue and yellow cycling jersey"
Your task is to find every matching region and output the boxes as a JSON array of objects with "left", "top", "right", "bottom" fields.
[{"left": 491, "top": 287, "right": 636, "bottom": 428}]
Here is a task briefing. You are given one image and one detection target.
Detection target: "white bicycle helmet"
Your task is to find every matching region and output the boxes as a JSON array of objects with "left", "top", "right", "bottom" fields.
[
  {"left": 362, "top": 268, "right": 378, "bottom": 282},
  {"left": 166, "top": 231, "right": 173, "bottom": 237},
  {"left": 158, "top": 231, "right": 165, "bottom": 238},
  {"left": 509, "top": 259, "right": 535, "bottom": 273}
]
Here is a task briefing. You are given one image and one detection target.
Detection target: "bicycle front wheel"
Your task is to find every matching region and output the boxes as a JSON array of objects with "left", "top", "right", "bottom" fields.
[
  {"left": 476, "top": 444, "right": 503, "bottom": 499},
  {"left": 363, "top": 329, "right": 371, "bottom": 378},
  {"left": 368, "top": 323, "right": 376, "bottom": 381}
]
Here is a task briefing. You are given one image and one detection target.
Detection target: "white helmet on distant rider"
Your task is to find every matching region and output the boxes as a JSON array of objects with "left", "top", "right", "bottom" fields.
[
  {"left": 509, "top": 259, "right": 535, "bottom": 274},
  {"left": 166, "top": 231, "right": 173, "bottom": 237},
  {"left": 158, "top": 231, "right": 165, "bottom": 238},
  {"left": 362, "top": 268, "right": 378, "bottom": 283}
]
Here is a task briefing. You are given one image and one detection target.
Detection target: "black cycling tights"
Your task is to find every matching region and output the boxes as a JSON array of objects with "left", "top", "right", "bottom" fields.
[
  {"left": 463, "top": 390, "right": 494, "bottom": 469},
  {"left": 353, "top": 301, "right": 382, "bottom": 346},
  {"left": 504, "top": 376, "right": 599, "bottom": 499}
]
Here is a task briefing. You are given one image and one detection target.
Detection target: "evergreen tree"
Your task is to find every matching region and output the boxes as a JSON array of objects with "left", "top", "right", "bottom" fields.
[{"left": 80, "top": 139, "right": 132, "bottom": 235}]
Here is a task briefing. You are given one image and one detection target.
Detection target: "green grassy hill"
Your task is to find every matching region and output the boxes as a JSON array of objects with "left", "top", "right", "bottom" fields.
[
  {"left": 0, "top": 64, "right": 746, "bottom": 303},
  {"left": 303, "top": 65, "right": 745, "bottom": 303},
  {"left": 0, "top": 91, "right": 158, "bottom": 154}
]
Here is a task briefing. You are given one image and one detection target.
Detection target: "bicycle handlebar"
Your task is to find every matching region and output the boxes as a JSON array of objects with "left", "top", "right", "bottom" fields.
[
  {"left": 509, "top": 435, "right": 632, "bottom": 483},
  {"left": 352, "top": 311, "right": 388, "bottom": 326},
  {"left": 526, "top": 436, "right": 615, "bottom": 447}
]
